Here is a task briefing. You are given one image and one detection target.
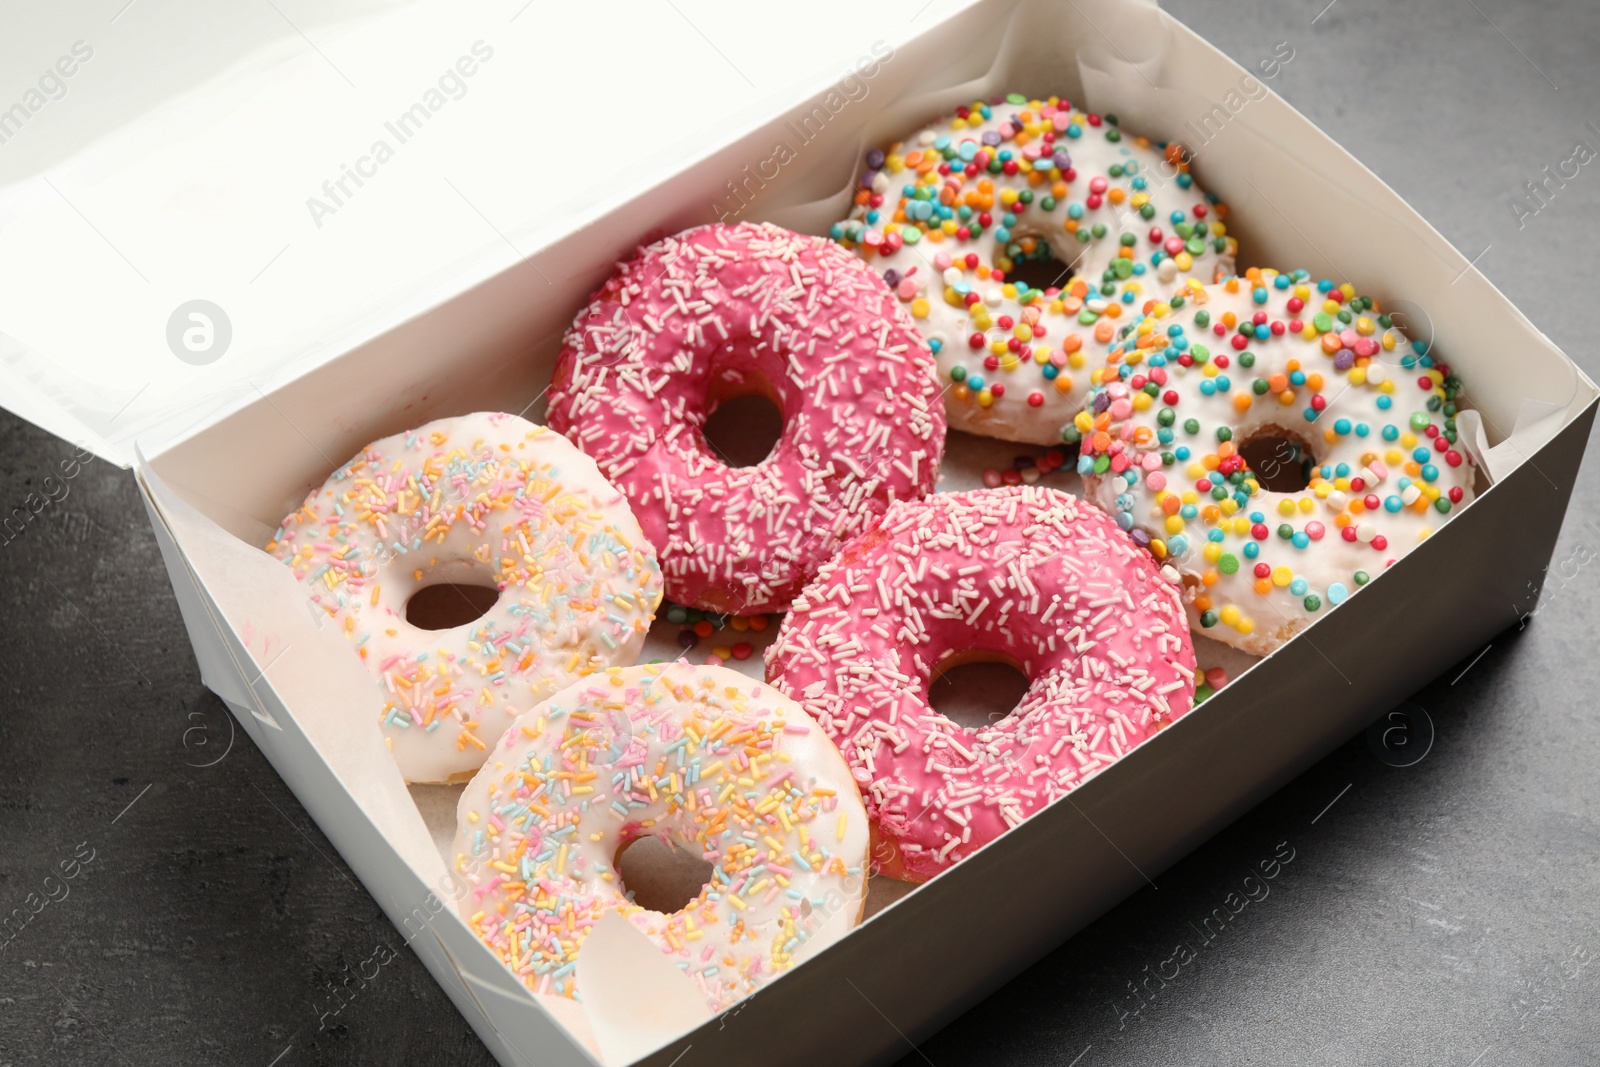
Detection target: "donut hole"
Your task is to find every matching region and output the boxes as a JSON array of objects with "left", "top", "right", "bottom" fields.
[
  {"left": 702, "top": 391, "right": 785, "bottom": 468},
  {"left": 998, "top": 238, "right": 1088, "bottom": 294},
  {"left": 928, "top": 651, "right": 1032, "bottom": 731},
  {"left": 1004, "top": 249, "right": 1080, "bottom": 296},
  {"left": 404, "top": 582, "right": 500, "bottom": 630},
  {"left": 1238, "top": 430, "right": 1316, "bottom": 493},
  {"left": 614, "top": 835, "right": 715, "bottom": 914}
]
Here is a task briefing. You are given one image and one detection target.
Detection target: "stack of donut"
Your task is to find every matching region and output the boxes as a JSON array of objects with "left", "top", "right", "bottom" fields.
[{"left": 266, "top": 92, "right": 1477, "bottom": 1024}]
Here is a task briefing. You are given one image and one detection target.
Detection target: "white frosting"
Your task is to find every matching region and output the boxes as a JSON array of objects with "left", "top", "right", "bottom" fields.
[
  {"left": 267, "top": 413, "right": 662, "bottom": 783},
  {"left": 833, "top": 94, "right": 1236, "bottom": 444},
  {"left": 1078, "top": 273, "right": 1476, "bottom": 656},
  {"left": 450, "top": 662, "right": 870, "bottom": 1010}
]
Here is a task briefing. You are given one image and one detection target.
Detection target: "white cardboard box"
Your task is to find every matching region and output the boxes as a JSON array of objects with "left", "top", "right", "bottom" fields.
[{"left": 38, "top": 0, "right": 1599, "bottom": 1063}]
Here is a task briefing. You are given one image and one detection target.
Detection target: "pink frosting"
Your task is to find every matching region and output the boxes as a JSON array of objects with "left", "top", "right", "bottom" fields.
[
  {"left": 765, "top": 486, "right": 1197, "bottom": 882},
  {"left": 546, "top": 222, "right": 945, "bottom": 614}
]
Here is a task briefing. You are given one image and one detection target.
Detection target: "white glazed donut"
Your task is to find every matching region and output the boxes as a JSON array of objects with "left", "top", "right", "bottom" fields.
[
  {"left": 451, "top": 661, "right": 871, "bottom": 1010},
  {"left": 832, "top": 92, "right": 1236, "bottom": 444},
  {"left": 1076, "top": 270, "right": 1476, "bottom": 656},
  {"left": 267, "top": 413, "right": 662, "bottom": 783}
]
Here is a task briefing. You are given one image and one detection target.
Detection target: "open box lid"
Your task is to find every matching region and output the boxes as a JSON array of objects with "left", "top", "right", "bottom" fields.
[{"left": 0, "top": 0, "right": 969, "bottom": 467}]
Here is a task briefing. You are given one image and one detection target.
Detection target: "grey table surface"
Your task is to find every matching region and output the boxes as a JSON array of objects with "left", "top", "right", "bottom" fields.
[{"left": 3, "top": 0, "right": 1600, "bottom": 1064}]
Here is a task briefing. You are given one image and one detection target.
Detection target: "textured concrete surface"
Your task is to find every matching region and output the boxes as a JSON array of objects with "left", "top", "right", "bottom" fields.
[{"left": 3, "top": 0, "right": 1600, "bottom": 1064}]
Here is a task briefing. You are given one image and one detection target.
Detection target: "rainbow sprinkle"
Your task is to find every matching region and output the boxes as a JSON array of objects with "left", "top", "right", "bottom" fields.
[
  {"left": 451, "top": 662, "right": 870, "bottom": 1009},
  {"left": 831, "top": 94, "right": 1235, "bottom": 442},
  {"left": 1075, "top": 269, "right": 1476, "bottom": 653},
  {"left": 267, "top": 413, "right": 663, "bottom": 782}
]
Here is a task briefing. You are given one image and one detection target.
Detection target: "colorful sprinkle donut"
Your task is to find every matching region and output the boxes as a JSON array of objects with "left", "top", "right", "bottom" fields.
[
  {"left": 1076, "top": 270, "right": 1477, "bottom": 656},
  {"left": 831, "top": 93, "right": 1235, "bottom": 444},
  {"left": 266, "top": 413, "right": 662, "bottom": 783},
  {"left": 547, "top": 221, "right": 945, "bottom": 615},
  {"left": 451, "top": 662, "right": 870, "bottom": 1009},
  {"left": 766, "top": 487, "right": 1196, "bottom": 883}
]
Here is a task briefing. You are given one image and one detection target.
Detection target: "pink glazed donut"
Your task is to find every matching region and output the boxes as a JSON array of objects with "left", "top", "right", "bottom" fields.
[
  {"left": 766, "top": 486, "right": 1197, "bottom": 882},
  {"left": 546, "top": 221, "right": 945, "bottom": 614}
]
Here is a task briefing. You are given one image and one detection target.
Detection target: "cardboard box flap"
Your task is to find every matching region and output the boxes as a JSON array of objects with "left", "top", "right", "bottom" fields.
[
  {"left": 135, "top": 445, "right": 448, "bottom": 883},
  {"left": 578, "top": 913, "right": 713, "bottom": 1066},
  {"left": 0, "top": 0, "right": 971, "bottom": 467}
]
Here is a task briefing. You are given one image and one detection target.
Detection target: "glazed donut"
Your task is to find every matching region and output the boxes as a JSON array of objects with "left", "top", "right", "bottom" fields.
[
  {"left": 831, "top": 93, "right": 1236, "bottom": 444},
  {"left": 267, "top": 413, "right": 662, "bottom": 783},
  {"left": 547, "top": 221, "right": 945, "bottom": 615},
  {"left": 451, "top": 661, "right": 871, "bottom": 1009},
  {"left": 766, "top": 486, "right": 1196, "bottom": 883},
  {"left": 1075, "top": 270, "right": 1476, "bottom": 656}
]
